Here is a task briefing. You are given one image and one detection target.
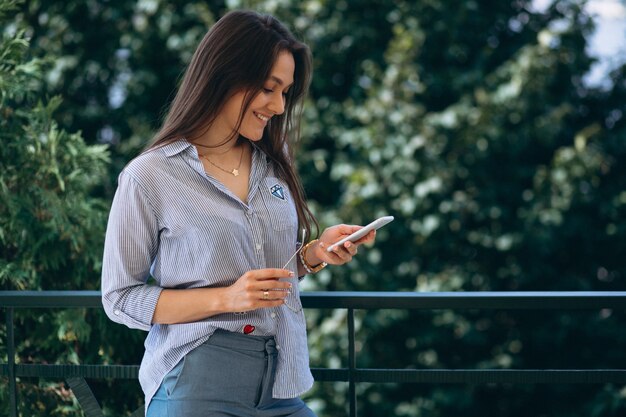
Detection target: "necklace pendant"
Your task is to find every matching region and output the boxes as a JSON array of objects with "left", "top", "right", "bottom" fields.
[{"left": 232, "top": 169, "right": 239, "bottom": 177}]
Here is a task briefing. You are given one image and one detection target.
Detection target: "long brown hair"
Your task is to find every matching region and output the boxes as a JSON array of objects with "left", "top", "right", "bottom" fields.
[{"left": 147, "top": 10, "right": 318, "bottom": 240}]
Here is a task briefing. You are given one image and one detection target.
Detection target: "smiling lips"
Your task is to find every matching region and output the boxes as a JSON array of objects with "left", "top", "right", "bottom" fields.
[{"left": 254, "top": 111, "right": 270, "bottom": 123}]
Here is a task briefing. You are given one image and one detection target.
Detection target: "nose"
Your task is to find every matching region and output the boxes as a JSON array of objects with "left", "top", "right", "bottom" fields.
[{"left": 268, "top": 93, "right": 285, "bottom": 115}]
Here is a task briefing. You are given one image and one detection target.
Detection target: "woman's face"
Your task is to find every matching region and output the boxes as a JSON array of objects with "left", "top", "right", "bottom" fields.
[{"left": 220, "top": 51, "right": 295, "bottom": 141}]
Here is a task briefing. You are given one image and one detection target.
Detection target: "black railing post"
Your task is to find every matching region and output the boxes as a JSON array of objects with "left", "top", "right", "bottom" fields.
[
  {"left": 7, "top": 307, "right": 18, "bottom": 417},
  {"left": 348, "top": 308, "right": 356, "bottom": 417}
]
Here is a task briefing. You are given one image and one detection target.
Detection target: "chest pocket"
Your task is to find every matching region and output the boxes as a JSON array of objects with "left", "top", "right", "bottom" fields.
[{"left": 260, "top": 178, "right": 298, "bottom": 231}]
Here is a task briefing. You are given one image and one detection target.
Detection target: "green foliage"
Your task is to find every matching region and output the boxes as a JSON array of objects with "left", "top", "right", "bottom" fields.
[
  {"left": 3, "top": 0, "right": 626, "bottom": 416},
  {"left": 0, "top": 95, "right": 109, "bottom": 290},
  {"left": 299, "top": 0, "right": 626, "bottom": 415},
  {"left": 0, "top": 2, "right": 129, "bottom": 416},
  {"left": 0, "top": 2, "right": 109, "bottom": 290}
]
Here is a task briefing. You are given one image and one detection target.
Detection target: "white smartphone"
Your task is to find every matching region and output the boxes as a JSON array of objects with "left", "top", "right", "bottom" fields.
[{"left": 326, "top": 216, "right": 394, "bottom": 252}]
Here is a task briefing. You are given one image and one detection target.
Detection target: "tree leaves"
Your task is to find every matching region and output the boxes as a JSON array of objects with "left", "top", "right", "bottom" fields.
[{"left": 4, "top": 0, "right": 626, "bottom": 415}]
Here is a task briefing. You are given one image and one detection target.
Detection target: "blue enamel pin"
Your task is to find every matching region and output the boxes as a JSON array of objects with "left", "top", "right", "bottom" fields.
[{"left": 270, "top": 184, "right": 285, "bottom": 200}]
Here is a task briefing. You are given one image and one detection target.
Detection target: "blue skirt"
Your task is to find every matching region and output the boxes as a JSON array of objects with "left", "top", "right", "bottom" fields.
[{"left": 146, "top": 329, "right": 316, "bottom": 417}]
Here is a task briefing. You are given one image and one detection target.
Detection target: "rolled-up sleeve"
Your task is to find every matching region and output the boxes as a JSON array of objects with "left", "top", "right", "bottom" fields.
[{"left": 101, "top": 171, "right": 163, "bottom": 331}]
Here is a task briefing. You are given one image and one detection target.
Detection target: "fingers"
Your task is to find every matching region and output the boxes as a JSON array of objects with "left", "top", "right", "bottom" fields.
[
  {"left": 243, "top": 269, "right": 294, "bottom": 288},
  {"left": 258, "top": 287, "right": 290, "bottom": 302},
  {"left": 325, "top": 240, "right": 357, "bottom": 263},
  {"left": 228, "top": 269, "right": 295, "bottom": 312},
  {"left": 323, "top": 229, "right": 378, "bottom": 265}
]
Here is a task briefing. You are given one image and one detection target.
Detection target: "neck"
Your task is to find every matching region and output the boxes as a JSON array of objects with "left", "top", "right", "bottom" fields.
[
  {"left": 194, "top": 136, "right": 240, "bottom": 156},
  {"left": 191, "top": 121, "right": 242, "bottom": 155}
]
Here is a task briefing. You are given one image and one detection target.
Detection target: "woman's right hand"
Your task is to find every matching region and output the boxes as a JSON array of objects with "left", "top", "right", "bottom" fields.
[
  {"left": 224, "top": 269, "right": 294, "bottom": 313},
  {"left": 152, "top": 269, "right": 294, "bottom": 324}
]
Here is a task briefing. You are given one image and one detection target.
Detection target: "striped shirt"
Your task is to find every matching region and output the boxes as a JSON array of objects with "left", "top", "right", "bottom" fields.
[{"left": 101, "top": 139, "right": 313, "bottom": 409}]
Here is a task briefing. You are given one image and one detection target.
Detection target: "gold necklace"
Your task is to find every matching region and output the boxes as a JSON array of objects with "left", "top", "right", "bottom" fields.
[{"left": 201, "top": 145, "right": 245, "bottom": 177}]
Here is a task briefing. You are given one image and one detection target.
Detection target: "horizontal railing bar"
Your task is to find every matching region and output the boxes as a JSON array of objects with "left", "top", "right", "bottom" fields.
[
  {"left": 0, "top": 365, "right": 341, "bottom": 381},
  {"left": 4, "top": 364, "right": 625, "bottom": 385},
  {"left": 301, "top": 291, "right": 626, "bottom": 310},
  {"left": 353, "top": 369, "right": 626, "bottom": 384},
  {"left": 0, "top": 364, "right": 139, "bottom": 379},
  {"left": 2, "top": 291, "right": 626, "bottom": 310},
  {"left": 311, "top": 368, "right": 350, "bottom": 381},
  {"left": 0, "top": 291, "right": 102, "bottom": 308}
]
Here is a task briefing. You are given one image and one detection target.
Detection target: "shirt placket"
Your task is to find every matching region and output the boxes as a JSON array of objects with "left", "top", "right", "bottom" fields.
[{"left": 244, "top": 206, "right": 266, "bottom": 268}]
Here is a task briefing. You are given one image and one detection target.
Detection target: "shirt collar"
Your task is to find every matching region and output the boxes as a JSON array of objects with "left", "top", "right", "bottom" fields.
[
  {"left": 160, "top": 138, "right": 271, "bottom": 172},
  {"left": 161, "top": 140, "right": 194, "bottom": 158}
]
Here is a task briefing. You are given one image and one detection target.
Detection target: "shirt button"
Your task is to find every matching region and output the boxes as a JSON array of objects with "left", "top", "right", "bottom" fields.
[
  {"left": 256, "top": 243, "right": 262, "bottom": 251},
  {"left": 276, "top": 344, "right": 281, "bottom": 350},
  {"left": 114, "top": 310, "right": 121, "bottom": 316},
  {"left": 271, "top": 312, "right": 277, "bottom": 318}
]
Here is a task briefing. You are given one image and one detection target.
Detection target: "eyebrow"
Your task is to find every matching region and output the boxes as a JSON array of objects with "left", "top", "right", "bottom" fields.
[{"left": 269, "top": 76, "right": 294, "bottom": 88}]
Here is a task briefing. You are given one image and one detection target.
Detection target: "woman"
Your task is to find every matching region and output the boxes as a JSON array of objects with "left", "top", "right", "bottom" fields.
[{"left": 101, "top": 10, "right": 375, "bottom": 417}]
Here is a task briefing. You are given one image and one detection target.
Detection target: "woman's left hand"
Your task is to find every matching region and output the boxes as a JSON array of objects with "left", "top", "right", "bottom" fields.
[{"left": 306, "top": 224, "right": 377, "bottom": 266}]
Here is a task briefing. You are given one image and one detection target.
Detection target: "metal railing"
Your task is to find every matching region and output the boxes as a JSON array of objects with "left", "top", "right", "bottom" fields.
[{"left": 2, "top": 290, "right": 626, "bottom": 417}]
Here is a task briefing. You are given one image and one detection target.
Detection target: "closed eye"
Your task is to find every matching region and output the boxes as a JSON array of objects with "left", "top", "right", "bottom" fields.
[{"left": 264, "top": 88, "right": 289, "bottom": 98}]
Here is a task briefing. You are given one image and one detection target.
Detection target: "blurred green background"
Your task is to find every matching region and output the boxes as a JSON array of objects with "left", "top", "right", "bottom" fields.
[{"left": 2, "top": 0, "right": 626, "bottom": 415}]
